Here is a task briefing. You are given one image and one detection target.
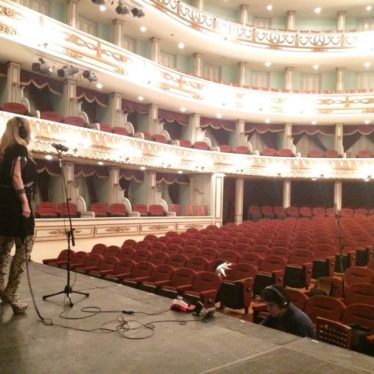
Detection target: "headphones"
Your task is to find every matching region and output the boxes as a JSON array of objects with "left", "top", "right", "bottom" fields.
[
  {"left": 265, "top": 285, "right": 289, "bottom": 307},
  {"left": 16, "top": 117, "right": 28, "bottom": 139}
]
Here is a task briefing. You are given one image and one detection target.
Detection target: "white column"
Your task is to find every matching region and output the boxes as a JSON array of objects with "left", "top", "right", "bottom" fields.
[
  {"left": 108, "top": 93, "right": 122, "bottom": 126},
  {"left": 188, "top": 113, "right": 200, "bottom": 143},
  {"left": 235, "top": 178, "right": 244, "bottom": 224},
  {"left": 66, "top": 0, "right": 80, "bottom": 28},
  {"left": 64, "top": 162, "right": 76, "bottom": 204},
  {"left": 286, "top": 11, "right": 296, "bottom": 30},
  {"left": 335, "top": 123, "right": 344, "bottom": 155},
  {"left": 284, "top": 123, "right": 293, "bottom": 149},
  {"left": 193, "top": 53, "right": 203, "bottom": 77},
  {"left": 145, "top": 171, "right": 159, "bottom": 206},
  {"left": 238, "top": 62, "right": 246, "bottom": 87},
  {"left": 336, "top": 67, "right": 345, "bottom": 91},
  {"left": 109, "top": 167, "right": 120, "bottom": 204},
  {"left": 112, "top": 19, "right": 125, "bottom": 48},
  {"left": 148, "top": 104, "right": 160, "bottom": 133},
  {"left": 211, "top": 173, "right": 224, "bottom": 226},
  {"left": 337, "top": 11, "right": 346, "bottom": 31},
  {"left": 195, "top": 0, "right": 204, "bottom": 10},
  {"left": 62, "top": 79, "right": 77, "bottom": 117},
  {"left": 6, "top": 62, "right": 21, "bottom": 103},
  {"left": 334, "top": 181, "right": 342, "bottom": 211},
  {"left": 150, "top": 37, "right": 160, "bottom": 63},
  {"left": 285, "top": 67, "right": 294, "bottom": 90},
  {"left": 239, "top": 5, "right": 249, "bottom": 25},
  {"left": 234, "top": 119, "right": 246, "bottom": 146},
  {"left": 283, "top": 180, "right": 291, "bottom": 208}
]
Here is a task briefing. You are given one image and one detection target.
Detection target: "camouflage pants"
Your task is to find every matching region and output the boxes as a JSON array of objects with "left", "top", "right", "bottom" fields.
[{"left": 0, "top": 235, "right": 34, "bottom": 299}]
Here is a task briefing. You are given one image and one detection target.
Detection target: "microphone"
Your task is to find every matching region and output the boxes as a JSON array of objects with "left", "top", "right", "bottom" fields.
[{"left": 52, "top": 143, "right": 69, "bottom": 152}]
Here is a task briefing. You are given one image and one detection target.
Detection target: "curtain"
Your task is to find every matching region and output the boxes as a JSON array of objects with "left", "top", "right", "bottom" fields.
[
  {"left": 86, "top": 175, "right": 98, "bottom": 204},
  {"left": 291, "top": 181, "right": 334, "bottom": 207},
  {"left": 343, "top": 133, "right": 362, "bottom": 151},
  {"left": 119, "top": 178, "right": 130, "bottom": 198},
  {"left": 122, "top": 99, "right": 149, "bottom": 113},
  {"left": 342, "top": 182, "right": 374, "bottom": 208},
  {"left": 25, "top": 85, "right": 53, "bottom": 112},
  {"left": 223, "top": 178, "right": 235, "bottom": 224},
  {"left": 158, "top": 109, "right": 188, "bottom": 126},
  {"left": 168, "top": 183, "right": 179, "bottom": 204},
  {"left": 37, "top": 171, "right": 50, "bottom": 202},
  {"left": 81, "top": 99, "right": 97, "bottom": 123},
  {"left": 164, "top": 121, "right": 182, "bottom": 140},
  {"left": 309, "top": 134, "right": 327, "bottom": 151},
  {"left": 76, "top": 86, "right": 109, "bottom": 107},
  {"left": 261, "top": 132, "right": 278, "bottom": 149},
  {"left": 208, "top": 128, "right": 229, "bottom": 145}
]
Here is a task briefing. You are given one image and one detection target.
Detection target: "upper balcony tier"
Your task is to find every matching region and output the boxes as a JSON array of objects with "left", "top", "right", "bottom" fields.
[
  {"left": 2, "top": 0, "right": 374, "bottom": 123},
  {"left": 138, "top": 0, "right": 374, "bottom": 62}
]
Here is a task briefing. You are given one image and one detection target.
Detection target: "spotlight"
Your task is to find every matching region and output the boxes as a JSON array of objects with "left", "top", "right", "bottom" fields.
[
  {"left": 32, "top": 58, "right": 52, "bottom": 76},
  {"left": 57, "top": 65, "right": 79, "bottom": 78},
  {"left": 131, "top": 7, "right": 145, "bottom": 17},
  {"left": 115, "top": 1, "right": 129, "bottom": 15},
  {"left": 82, "top": 70, "right": 97, "bottom": 82}
]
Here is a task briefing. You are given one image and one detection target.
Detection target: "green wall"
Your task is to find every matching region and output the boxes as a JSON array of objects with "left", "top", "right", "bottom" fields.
[
  {"left": 50, "top": 1, "right": 65, "bottom": 23},
  {"left": 321, "top": 72, "right": 337, "bottom": 90},
  {"left": 203, "top": 3, "right": 239, "bottom": 21},
  {"left": 295, "top": 17, "right": 337, "bottom": 31}
]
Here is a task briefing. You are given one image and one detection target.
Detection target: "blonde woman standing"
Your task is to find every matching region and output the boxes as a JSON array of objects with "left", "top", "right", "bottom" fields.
[{"left": 0, "top": 116, "right": 37, "bottom": 314}]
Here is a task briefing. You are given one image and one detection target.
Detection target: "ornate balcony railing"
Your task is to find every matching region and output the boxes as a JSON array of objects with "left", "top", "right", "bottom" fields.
[
  {"left": 144, "top": 0, "right": 368, "bottom": 51},
  {"left": 1, "top": 0, "right": 374, "bottom": 122},
  {"left": 1, "top": 111, "right": 373, "bottom": 182}
]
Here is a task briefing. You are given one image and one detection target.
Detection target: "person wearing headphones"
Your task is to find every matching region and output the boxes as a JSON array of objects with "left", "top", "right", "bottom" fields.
[
  {"left": 0, "top": 116, "right": 37, "bottom": 314},
  {"left": 259, "top": 285, "right": 316, "bottom": 338}
]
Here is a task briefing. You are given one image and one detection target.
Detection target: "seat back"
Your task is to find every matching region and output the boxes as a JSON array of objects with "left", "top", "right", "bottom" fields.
[
  {"left": 239, "top": 253, "right": 262, "bottom": 268},
  {"left": 182, "top": 245, "right": 200, "bottom": 258},
  {"left": 121, "top": 239, "right": 136, "bottom": 249},
  {"left": 105, "top": 245, "right": 120, "bottom": 258},
  {"left": 108, "top": 203, "right": 128, "bottom": 216},
  {"left": 345, "top": 283, "right": 374, "bottom": 305},
  {"left": 36, "top": 202, "right": 59, "bottom": 217},
  {"left": 342, "top": 303, "right": 374, "bottom": 332},
  {"left": 118, "top": 247, "right": 135, "bottom": 261},
  {"left": 131, "top": 261, "right": 155, "bottom": 278},
  {"left": 186, "top": 256, "right": 209, "bottom": 272},
  {"left": 58, "top": 202, "right": 79, "bottom": 217},
  {"left": 90, "top": 202, "right": 109, "bottom": 217},
  {"left": 233, "top": 145, "right": 250, "bottom": 154},
  {"left": 316, "top": 317, "right": 352, "bottom": 349},
  {"left": 167, "top": 254, "right": 188, "bottom": 269},
  {"left": 144, "top": 234, "right": 158, "bottom": 243},
  {"left": 1, "top": 102, "right": 28, "bottom": 114},
  {"left": 191, "top": 271, "right": 222, "bottom": 293},
  {"left": 149, "top": 252, "right": 169, "bottom": 265},
  {"left": 193, "top": 141, "right": 209, "bottom": 150},
  {"left": 134, "top": 241, "right": 151, "bottom": 251},
  {"left": 200, "top": 247, "right": 219, "bottom": 261},
  {"left": 91, "top": 243, "right": 107, "bottom": 256},
  {"left": 98, "top": 256, "right": 119, "bottom": 271},
  {"left": 132, "top": 249, "right": 151, "bottom": 263},
  {"left": 63, "top": 116, "right": 85, "bottom": 127},
  {"left": 286, "top": 289, "right": 309, "bottom": 311},
  {"left": 226, "top": 263, "right": 257, "bottom": 281},
  {"left": 148, "top": 204, "right": 165, "bottom": 216},
  {"left": 132, "top": 203, "right": 148, "bottom": 216},
  {"left": 169, "top": 267, "right": 197, "bottom": 287},
  {"left": 305, "top": 295, "right": 346, "bottom": 324},
  {"left": 259, "top": 255, "right": 286, "bottom": 272},
  {"left": 345, "top": 267, "right": 374, "bottom": 287},
  {"left": 114, "top": 259, "right": 136, "bottom": 275},
  {"left": 149, "top": 264, "right": 174, "bottom": 282},
  {"left": 40, "top": 111, "right": 63, "bottom": 122}
]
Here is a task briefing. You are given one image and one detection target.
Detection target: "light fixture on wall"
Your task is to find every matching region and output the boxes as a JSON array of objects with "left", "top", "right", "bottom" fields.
[
  {"left": 82, "top": 70, "right": 98, "bottom": 82},
  {"left": 32, "top": 58, "right": 53, "bottom": 76},
  {"left": 57, "top": 65, "right": 79, "bottom": 78},
  {"left": 92, "top": 1, "right": 145, "bottom": 17}
]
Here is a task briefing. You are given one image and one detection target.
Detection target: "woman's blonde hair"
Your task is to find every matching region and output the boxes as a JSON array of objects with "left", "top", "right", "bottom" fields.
[{"left": 0, "top": 116, "right": 31, "bottom": 161}]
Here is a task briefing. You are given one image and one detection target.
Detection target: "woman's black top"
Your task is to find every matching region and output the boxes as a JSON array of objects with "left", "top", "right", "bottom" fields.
[{"left": 0, "top": 144, "right": 37, "bottom": 240}]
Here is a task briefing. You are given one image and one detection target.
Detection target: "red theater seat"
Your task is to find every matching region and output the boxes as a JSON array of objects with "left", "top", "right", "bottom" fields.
[
  {"left": 308, "top": 149, "right": 324, "bottom": 158},
  {"left": 1, "top": 102, "right": 28, "bottom": 115},
  {"left": 75, "top": 254, "right": 104, "bottom": 274},
  {"left": 138, "top": 264, "right": 175, "bottom": 292},
  {"left": 179, "top": 139, "right": 192, "bottom": 148},
  {"left": 324, "top": 149, "right": 339, "bottom": 158},
  {"left": 112, "top": 126, "right": 129, "bottom": 136},
  {"left": 104, "top": 259, "right": 136, "bottom": 281},
  {"left": 63, "top": 116, "right": 86, "bottom": 127},
  {"left": 36, "top": 202, "right": 59, "bottom": 218},
  {"left": 149, "top": 252, "right": 169, "bottom": 265},
  {"left": 233, "top": 145, "right": 250, "bottom": 154},
  {"left": 40, "top": 111, "right": 63, "bottom": 122},
  {"left": 345, "top": 267, "right": 374, "bottom": 287},
  {"left": 108, "top": 203, "right": 128, "bottom": 217},
  {"left": 90, "top": 202, "right": 109, "bottom": 217},
  {"left": 99, "top": 123, "right": 112, "bottom": 132},
  {"left": 90, "top": 243, "right": 107, "bottom": 256},
  {"left": 356, "top": 150, "right": 374, "bottom": 158},
  {"left": 148, "top": 204, "right": 165, "bottom": 216},
  {"left": 345, "top": 283, "right": 374, "bottom": 306},
  {"left": 219, "top": 144, "right": 232, "bottom": 153},
  {"left": 260, "top": 148, "right": 277, "bottom": 156},
  {"left": 43, "top": 249, "right": 73, "bottom": 267},
  {"left": 305, "top": 295, "right": 346, "bottom": 324},
  {"left": 193, "top": 141, "right": 209, "bottom": 150},
  {"left": 167, "top": 254, "right": 188, "bottom": 269},
  {"left": 89, "top": 256, "right": 119, "bottom": 277},
  {"left": 132, "top": 204, "right": 148, "bottom": 216},
  {"left": 57, "top": 203, "right": 79, "bottom": 218},
  {"left": 277, "top": 148, "right": 294, "bottom": 157},
  {"left": 122, "top": 261, "right": 155, "bottom": 286},
  {"left": 160, "top": 268, "right": 197, "bottom": 297}
]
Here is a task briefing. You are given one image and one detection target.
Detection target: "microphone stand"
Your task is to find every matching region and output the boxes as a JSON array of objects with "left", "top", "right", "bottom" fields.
[
  {"left": 335, "top": 210, "right": 346, "bottom": 298},
  {"left": 42, "top": 149, "right": 89, "bottom": 307}
]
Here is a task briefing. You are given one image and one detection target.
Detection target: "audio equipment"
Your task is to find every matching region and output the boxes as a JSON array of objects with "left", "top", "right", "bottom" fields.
[{"left": 265, "top": 285, "right": 289, "bottom": 307}]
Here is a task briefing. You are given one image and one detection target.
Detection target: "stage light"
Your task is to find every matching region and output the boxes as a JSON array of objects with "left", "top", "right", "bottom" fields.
[
  {"left": 131, "top": 7, "right": 145, "bottom": 18},
  {"left": 115, "top": 2, "right": 129, "bottom": 15},
  {"left": 82, "top": 70, "right": 98, "bottom": 82},
  {"left": 32, "top": 58, "right": 52, "bottom": 76},
  {"left": 57, "top": 65, "right": 79, "bottom": 78}
]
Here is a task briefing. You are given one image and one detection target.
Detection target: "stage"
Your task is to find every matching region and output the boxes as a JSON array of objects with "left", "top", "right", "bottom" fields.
[{"left": 0, "top": 262, "right": 373, "bottom": 374}]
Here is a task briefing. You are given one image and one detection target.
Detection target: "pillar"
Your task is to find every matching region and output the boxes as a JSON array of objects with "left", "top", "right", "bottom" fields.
[
  {"left": 195, "top": 0, "right": 204, "bottom": 10},
  {"left": 284, "top": 123, "right": 293, "bottom": 149},
  {"left": 336, "top": 67, "right": 345, "bottom": 91},
  {"left": 108, "top": 93, "right": 123, "bottom": 126},
  {"left": 334, "top": 181, "right": 342, "bottom": 211},
  {"left": 337, "top": 11, "right": 346, "bottom": 31},
  {"left": 238, "top": 62, "right": 246, "bottom": 87},
  {"left": 234, "top": 119, "right": 246, "bottom": 146},
  {"left": 193, "top": 53, "right": 203, "bottom": 77},
  {"left": 235, "top": 178, "right": 244, "bottom": 224},
  {"left": 188, "top": 113, "right": 200, "bottom": 143},
  {"left": 112, "top": 19, "right": 125, "bottom": 48},
  {"left": 108, "top": 167, "right": 120, "bottom": 204},
  {"left": 335, "top": 123, "right": 344, "bottom": 155},
  {"left": 239, "top": 5, "right": 249, "bottom": 25},
  {"left": 283, "top": 180, "right": 291, "bottom": 208},
  {"left": 285, "top": 67, "right": 294, "bottom": 90},
  {"left": 66, "top": 0, "right": 80, "bottom": 28},
  {"left": 211, "top": 173, "right": 224, "bottom": 226},
  {"left": 286, "top": 11, "right": 296, "bottom": 30},
  {"left": 150, "top": 37, "right": 160, "bottom": 63},
  {"left": 6, "top": 62, "right": 21, "bottom": 103},
  {"left": 148, "top": 104, "right": 160, "bottom": 133},
  {"left": 61, "top": 79, "right": 77, "bottom": 117}
]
